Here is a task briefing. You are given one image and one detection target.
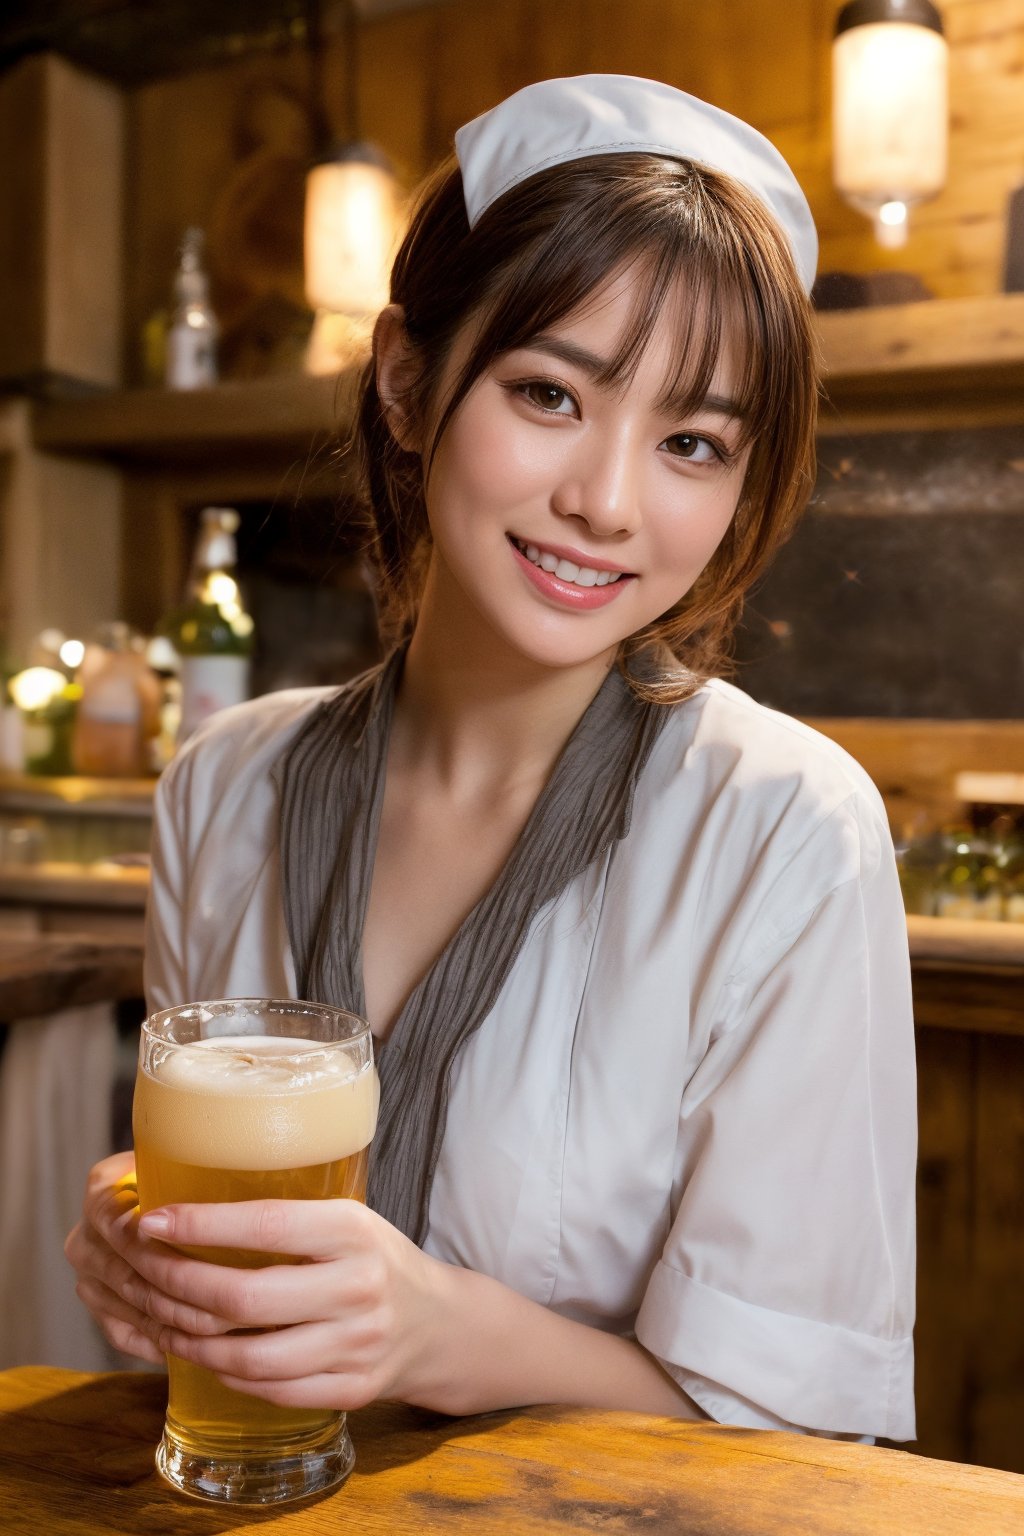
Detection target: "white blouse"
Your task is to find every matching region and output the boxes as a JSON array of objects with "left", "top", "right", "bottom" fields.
[{"left": 145, "top": 676, "right": 917, "bottom": 1441}]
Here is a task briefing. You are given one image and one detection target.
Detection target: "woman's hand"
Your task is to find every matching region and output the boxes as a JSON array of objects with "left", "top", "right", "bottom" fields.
[
  {"left": 67, "top": 1163, "right": 699, "bottom": 1421},
  {"left": 115, "top": 1197, "right": 449, "bottom": 1412},
  {"left": 63, "top": 1152, "right": 166, "bottom": 1366}
]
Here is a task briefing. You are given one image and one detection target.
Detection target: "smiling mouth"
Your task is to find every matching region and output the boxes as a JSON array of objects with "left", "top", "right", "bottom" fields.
[{"left": 509, "top": 536, "right": 632, "bottom": 589}]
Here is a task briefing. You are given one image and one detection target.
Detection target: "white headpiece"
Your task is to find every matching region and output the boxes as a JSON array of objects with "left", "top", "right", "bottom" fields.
[{"left": 455, "top": 74, "right": 817, "bottom": 294}]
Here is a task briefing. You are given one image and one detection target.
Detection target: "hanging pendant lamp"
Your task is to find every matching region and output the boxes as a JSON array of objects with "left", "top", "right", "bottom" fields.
[
  {"left": 832, "top": 0, "right": 948, "bottom": 248},
  {"left": 303, "top": 0, "right": 402, "bottom": 371}
]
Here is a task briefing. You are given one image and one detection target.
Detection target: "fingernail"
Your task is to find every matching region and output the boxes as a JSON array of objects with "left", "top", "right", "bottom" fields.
[{"left": 140, "top": 1211, "right": 171, "bottom": 1236}]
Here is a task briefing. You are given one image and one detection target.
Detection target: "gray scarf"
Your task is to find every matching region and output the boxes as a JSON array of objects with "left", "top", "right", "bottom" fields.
[{"left": 276, "top": 648, "right": 669, "bottom": 1244}]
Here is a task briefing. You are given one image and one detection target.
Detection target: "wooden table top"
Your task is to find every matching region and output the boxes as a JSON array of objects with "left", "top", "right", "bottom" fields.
[{"left": 2, "top": 1367, "right": 1022, "bottom": 1534}]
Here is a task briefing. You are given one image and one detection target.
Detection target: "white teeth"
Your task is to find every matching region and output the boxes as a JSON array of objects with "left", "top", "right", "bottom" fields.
[{"left": 514, "top": 537, "right": 626, "bottom": 588}]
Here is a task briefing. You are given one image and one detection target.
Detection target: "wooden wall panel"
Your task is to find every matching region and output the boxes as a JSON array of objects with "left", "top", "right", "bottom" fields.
[
  {"left": 914, "top": 1029, "right": 974, "bottom": 1464},
  {"left": 0, "top": 402, "right": 122, "bottom": 659},
  {"left": 0, "top": 54, "right": 124, "bottom": 389},
  {"left": 971, "top": 1034, "right": 1024, "bottom": 1470},
  {"left": 124, "top": 0, "right": 1024, "bottom": 379},
  {"left": 804, "top": 718, "right": 1024, "bottom": 831}
]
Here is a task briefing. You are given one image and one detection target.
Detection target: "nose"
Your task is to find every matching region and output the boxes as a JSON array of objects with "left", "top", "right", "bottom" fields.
[{"left": 551, "top": 424, "right": 643, "bottom": 537}]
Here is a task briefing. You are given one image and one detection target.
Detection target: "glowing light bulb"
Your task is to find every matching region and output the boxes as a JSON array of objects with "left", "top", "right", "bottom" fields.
[
  {"left": 8, "top": 667, "right": 68, "bottom": 712},
  {"left": 878, "top": 200, "right": 908, "bottom": 227},
  {"left": 59, "top": 639, "right": 85, "bottom": 669},
  {"left": 832, "top": 1, "right": 948, "bottom": 247},
  {"left": 205, "top": 572, "right": 240, "bottom": 609}
]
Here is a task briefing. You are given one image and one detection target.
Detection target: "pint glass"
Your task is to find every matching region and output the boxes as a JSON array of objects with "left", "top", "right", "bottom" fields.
[{"left": 133, "top": 998, "right": 377, "bottom": 1505}]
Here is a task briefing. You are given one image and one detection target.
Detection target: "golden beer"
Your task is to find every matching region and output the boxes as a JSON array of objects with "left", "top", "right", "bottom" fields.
[{"left": 133, "top": 1000, "right": 376, "bottom": 1505}]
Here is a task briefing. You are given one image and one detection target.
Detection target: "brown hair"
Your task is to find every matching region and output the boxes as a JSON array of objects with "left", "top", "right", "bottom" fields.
[{"left": 356, "top": 151, "right": 818, "bottom": 703}]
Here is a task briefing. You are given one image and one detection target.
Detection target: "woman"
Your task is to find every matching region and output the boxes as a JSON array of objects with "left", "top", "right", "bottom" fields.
[{"left": 66, "top": 75, "right": 916, "bottom": 1440}]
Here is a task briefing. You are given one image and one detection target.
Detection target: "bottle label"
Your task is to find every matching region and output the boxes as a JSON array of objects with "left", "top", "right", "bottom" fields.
[
  {"left": 179, "top": 656, "right": 249, "bottom": 741},
  {"left": 80, "top": 675, "right": 141, "bottom": 725},
  {"left": 166, "top": 325, "right": 217, "bottom": 389}
]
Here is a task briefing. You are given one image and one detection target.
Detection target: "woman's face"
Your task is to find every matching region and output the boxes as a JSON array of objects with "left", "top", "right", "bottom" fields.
[{"left": 413, "top": 267, "right": 752, "bottom": 673}]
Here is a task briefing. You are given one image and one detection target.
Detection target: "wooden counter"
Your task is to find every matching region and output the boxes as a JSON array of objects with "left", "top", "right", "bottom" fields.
[
  {"left": 2, "top": 1367, "right": 1022, "bottom": 1535},
  {"left": 0, "top": 934, "right": 143, "bottom": 1018},
  {"left": 0, "top": 861, "right": 149, "bottom": 912}
]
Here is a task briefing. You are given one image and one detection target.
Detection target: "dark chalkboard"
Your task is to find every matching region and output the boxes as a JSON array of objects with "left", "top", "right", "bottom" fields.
[{"left": 733, "top": 428, "right": 1024, "bottom": 719}]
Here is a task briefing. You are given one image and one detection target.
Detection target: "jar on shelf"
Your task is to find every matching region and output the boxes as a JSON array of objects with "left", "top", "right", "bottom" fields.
[
  {"left": 933, "top": 831, "right": 1004, "bottom": 922},
  {"left": 1003, "top": 840, "right": 1024, "bottom": 923}
]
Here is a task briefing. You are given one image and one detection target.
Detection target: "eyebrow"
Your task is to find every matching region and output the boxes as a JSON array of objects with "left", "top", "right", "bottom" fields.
[{"left": 519, "top": 334, "right": 746, "bottom": 421}]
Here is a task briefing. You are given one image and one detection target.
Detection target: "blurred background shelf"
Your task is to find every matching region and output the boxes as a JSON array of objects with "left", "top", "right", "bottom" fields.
[
  {"left": 30, "top": 369, "right": 362, "bottom": 466},
  {"left": 0, "top": 772, "right": 154, "bottom": 817},
  {"left": 0, "top": 863, "right": 148, "bottom": 912},
  {"left": 24, "top": 293, "right": 1024, "bottom": 459},
  {"left": 817, "top": 292, "right": 1024, "bottom": 433}
]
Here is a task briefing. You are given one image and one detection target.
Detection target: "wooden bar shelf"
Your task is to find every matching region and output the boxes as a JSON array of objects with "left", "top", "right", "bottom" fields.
[
  {"left": 30, "top": 369, "right": 362, "bottom": 465},
  {"left": 24, "top": 294, "right": 1024, "bottom": 461},
  {"left": 817, "top": 292, "right": 1024, "bottom": 434}
]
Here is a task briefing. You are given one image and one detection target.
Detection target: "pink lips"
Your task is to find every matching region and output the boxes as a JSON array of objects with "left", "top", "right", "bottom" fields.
[{"left": 508, "top": 538, "right": 635, "bottom": 612}]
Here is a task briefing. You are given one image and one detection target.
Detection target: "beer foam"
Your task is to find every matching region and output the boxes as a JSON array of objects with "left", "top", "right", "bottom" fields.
[{"left": 135, "top": 1035, "right": 378, "bottom": 1170}]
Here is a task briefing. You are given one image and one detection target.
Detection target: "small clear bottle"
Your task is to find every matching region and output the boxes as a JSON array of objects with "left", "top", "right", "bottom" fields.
[{"left": 165, "top": 228, "right": 218, "bottom": 390}]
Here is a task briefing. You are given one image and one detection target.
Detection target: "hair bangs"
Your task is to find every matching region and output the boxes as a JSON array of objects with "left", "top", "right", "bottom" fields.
[{"left": 426, "top": 157, "right": 777, "bottom": 468}]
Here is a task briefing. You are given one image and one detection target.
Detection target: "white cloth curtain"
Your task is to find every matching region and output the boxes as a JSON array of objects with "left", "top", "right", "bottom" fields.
[{"left": 0, "top": 1004, "right": 123, "bottom": 1370}]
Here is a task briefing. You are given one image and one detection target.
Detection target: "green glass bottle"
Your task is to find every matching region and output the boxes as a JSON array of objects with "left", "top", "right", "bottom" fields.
[{"left": 160, "top": 508, "right": 254, "bottom": 743}]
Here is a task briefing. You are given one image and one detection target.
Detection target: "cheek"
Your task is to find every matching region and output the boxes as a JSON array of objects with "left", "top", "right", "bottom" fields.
[
  {"left": 648, "top": 480, "right": 742, "bottom": 578},
  {"left": 428, "top": 403, "right": 557, "bottom": 531}
]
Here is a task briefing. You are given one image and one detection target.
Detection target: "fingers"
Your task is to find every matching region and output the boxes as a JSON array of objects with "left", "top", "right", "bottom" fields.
[
  {"left": 74, "top": 1276, "right": 165, "bottom": 1366},
  {"left": 67, "top": 1158, "right": 235, "bottom": 1342},
  {"left": 66, "top": 1218, "right": 144, "bottom": 1302},
  {"left": 81, "top": 1157, "right": 146, "bottom": 1264},
  {"left": 113, "top": 1241, "right": 384, "bottom": 1332},
  {"left": 74, "top": 1186, "right": 384, "bottom": 1337},
  {"left": 119, "top": 1269, "right": 237, "bottom": 1338},
  {"left": 138, "top": 1197, "right": 373, "bottom": 1259},
  {"left": 66, "top": 1209, "right": 199, "bottom": 1330},
  {"left": 156, "top": 1317, "right": 387, "bottom": 1390}
]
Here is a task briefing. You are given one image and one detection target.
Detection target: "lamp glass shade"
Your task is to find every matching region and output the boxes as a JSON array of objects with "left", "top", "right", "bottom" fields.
[
  {"left": 832, "top": 21, "right": 948, "bottom": 210},
  {"left": 304, "top": 157, "right": 399, "bottom": 315}
]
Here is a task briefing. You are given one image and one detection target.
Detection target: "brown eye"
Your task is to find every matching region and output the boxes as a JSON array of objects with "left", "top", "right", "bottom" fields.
[
  {"left": 665, "top": 433, "right": 717, "bottom": 463},
  {"left": 523, "top": 382, "right": 574, "bottom": 413}
]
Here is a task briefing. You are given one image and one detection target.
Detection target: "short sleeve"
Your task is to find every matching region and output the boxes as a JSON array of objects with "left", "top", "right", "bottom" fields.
[{"left": 634, "top": 791, "right": 917, "bottom": 1440}]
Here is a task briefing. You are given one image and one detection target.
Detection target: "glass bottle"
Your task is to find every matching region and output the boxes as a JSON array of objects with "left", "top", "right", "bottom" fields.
[
  {"left": 161, "top": 508, "right": 254, "bottom": 744},
  {"left": 71, "top": 623, "right": 161, "bottom": 778},
  {"left": 165, "top": 228, "right": 218, "bottom": 390}
]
